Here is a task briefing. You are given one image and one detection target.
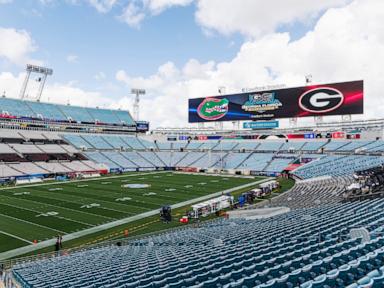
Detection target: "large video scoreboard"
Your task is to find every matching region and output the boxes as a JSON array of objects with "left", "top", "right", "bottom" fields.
[{"left": 188, "top": 80, "right": 363, "bottom": 123}]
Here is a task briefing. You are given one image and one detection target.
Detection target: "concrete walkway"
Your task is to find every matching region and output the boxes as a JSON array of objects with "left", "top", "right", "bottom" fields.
[{"left": 0, "top": 177, "right": 272, "bottom": 261}]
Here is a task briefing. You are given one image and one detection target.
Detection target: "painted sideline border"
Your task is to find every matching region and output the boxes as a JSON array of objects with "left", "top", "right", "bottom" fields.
[{"left": 0, "top": 177, "right": 272, "bottom": 260}]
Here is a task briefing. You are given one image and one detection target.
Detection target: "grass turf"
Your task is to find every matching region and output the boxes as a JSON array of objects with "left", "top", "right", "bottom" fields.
[{"left": 0, "top": 172, "right": 261, "bottom": 253}]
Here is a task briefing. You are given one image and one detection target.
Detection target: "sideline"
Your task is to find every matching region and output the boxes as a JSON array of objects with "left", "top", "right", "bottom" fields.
[{"left": 0, "top": 177, "right": 272, "bottom": 260}]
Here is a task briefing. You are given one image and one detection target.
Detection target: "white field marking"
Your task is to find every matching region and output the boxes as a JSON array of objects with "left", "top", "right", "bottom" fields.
[
  {"left": 0, "top": 231, "right": 33, "bottom": 244},
  {"left": 36, "top": 211, "right": 59, "bottom": 217},
  {"left": 115, "top": 197, "right": 132, "bottom": 202},
  {"left": 165, "top": 188, "right": 176, "bottom": 192},
  {"left": 211, "top": 180, "right": 219, "bottom": 183},
  {"left": 48, "top": 188, "right": 63, "bottom": 191},
  {"left": 101, "top": 182, "right": 112, "bottom": 185},
  {"left": 184, "top": 185, "right": 193, "bottom": 188},
  {"left": 27, "top": 190, "right": 148, "bottom": 214},
  {"left": 122, "top": 184, "right": 151, "bottom": 189},
  {"left": 80, "top": 203, "right": 100, "bottom": 209},
  {"left": 198, "top": 182, "right": 207, "bottom": 185},
  {"left": 0, "top": 212, "right": 66, "bottom": 234},
  {"left": 77, "top": 185, "right": 89, "bottom": 188},
  {"left": 0, "top": 202, "right": 95, "bottom": 227},
  {"left": 0, "top": 171, "right": 167, "bottom": 192},
  {"left": 13, "top": 192, "right": 30, "bottom": 196},
  {"left": 0, "top": 177, "right": 274, "bottom": 261},
  {"left": 142, "top": 192, "right": 157, "bottom": 196},
  {"left": 0, "top": 194, "right": 115, "bottom": 221}
]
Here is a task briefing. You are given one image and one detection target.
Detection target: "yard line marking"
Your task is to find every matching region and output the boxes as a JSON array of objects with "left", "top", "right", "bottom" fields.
[
  {"left": 0, "top": 194, "right": 115, "bottom": 221},
  {"left": 0, "top": 202, "right": 95, "bottom": 228},
  {"left": 0, "top": 212, "right": 67, "bottom": 235},
  {"left": 0, "top": 231, "right": 33, "bottom": 244}
]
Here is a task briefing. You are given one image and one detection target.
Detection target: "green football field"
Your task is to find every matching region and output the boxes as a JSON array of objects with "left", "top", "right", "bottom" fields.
[{"left": 0, "top": 172, "right": 261, "bottom": 254}]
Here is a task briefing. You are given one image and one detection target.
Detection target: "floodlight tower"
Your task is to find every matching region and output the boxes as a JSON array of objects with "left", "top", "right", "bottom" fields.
[
  {"left": 131, "top": 88, "right": 146, "bottom": 121},
  {"left": 19, "top": 64, "right": 53, "bottom": 101}
]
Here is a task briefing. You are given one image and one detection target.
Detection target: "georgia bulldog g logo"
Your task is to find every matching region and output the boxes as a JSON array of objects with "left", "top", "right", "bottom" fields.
[{"left": 299, "top": 87, "right": 344, "bottom": 113}]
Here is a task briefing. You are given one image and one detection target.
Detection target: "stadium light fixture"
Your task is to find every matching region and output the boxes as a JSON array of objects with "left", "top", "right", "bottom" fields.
[
  {"left": 131, "top": 88, "right": 146, "bottom": 121},
  {"left": 19, "top": 64, "right": 53, "bottom": 101}
]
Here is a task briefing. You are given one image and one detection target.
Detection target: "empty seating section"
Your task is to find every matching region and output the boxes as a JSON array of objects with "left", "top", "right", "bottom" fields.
[
  {"left": 219, "top": 153, "right": 250, "bottom": 169},
  {"left": 176, "top": 152, "right": 205, "bottom": 167},
  {"left": 255, "top": 141, "right": 284, "bottom": 151},
  {"left": 0, "top": 164, "right": 24, "bottom": 177},
  {"left": 62, "top": 161, "right": 95, "bottom": 172},
  {"left": 37, "top": 144, "right": 66, "bottom": 154},
  {"left": 12, "top": 198, "right": 384, "bottom": 288},
  {"left": 236, "top": 142, "right": 260, "bottom": 151},
  {"left": 338, "top": 141, "right": 374, "bottom": 152},
  {"left": 36, "top": 162, "right": 73, "bottom": 173},
  {"left": 8, "top": 162, "right": 48, "bottom": 175},
  {"left": 138, "top": 139, "right": 154, "bottom": 149},
  {"left": 293, "top": 155, "right": 384, "bottom": 179},
  {"left": 213, "top": 141, "right": 239, "bottom": 151},
  {"left": 102, "top": 136, "right": 128, "bottom": 149},
  {"left": 267, "top": 176, "right": 351, "bottom": 209},
  {"left": 86, "top": 107, "right": 120, "bottom": 124},
  {"left": 81, "top": 135, "right": 112, "bottom": 149},
  {"left": 198, "top": 141, "right": 219, "bottom": 150},
  {"left": 156, "top": 142, "right": 172, "bottom": 150},
  {"left": 10, "top": 144, "right": 42, "bottom": 154},
  {"left": 0, "top": 144, "right": 15, "bottom": 154},
  {"left": 265, "top": 157, "right": 295, "bottom": 172},
  {"left": 61, "top": 145, "right": 78, "bottom": 154},
  {"left": 121, "top": 137, "right": 146, "bottom": 150},
  {"left": 85, "top": 152, "right": 121, "bottom": 170},
  {"left": 186, "top": 141, "right": 203, "bottom": 150},
  {"left": 0, "top": 98, "right": 33, "bottom": 118},
  {"left": 192, "top": 152, "right": 226, "bottom": 168},
  {"left": 279, "top": 141, "right": 306, "bottom": 151},
  {"left": 301, "top": 141, "right": 327, "bottom": 151},
  {"left": 138, "top": 152, "right": 165, "bottom": 167},
  {"left": 18, "top": 130, "right": 46, "bottom": 140},
  {"left": 102, "top": 152, "right": 136, "bottom": 169},
  {"left": 238, "top": 153, "right": 274, "bottom": 171},
  {"left": 113, "top": 110, "right": 135, "bottom": 125},
  {"left": 58, "top": 105, "right": 93, "bottom": 122},
  {"left": 25, "top": 101, "right": 66, "bottom": 120},
  {"left": 322, "top": 140, "right": 351, "bottom": 151},
  {"left": 62, "top": 135, "right": 93, "bottom": 149},
  {"left": 121, "top": 152, "right": 154, "bottom": 168},
  {"left": 155, "top": 152, "right": 187, "bottom": 167},
  {"left": 172, "top": 142, "right": 187, "bottom": 150}
]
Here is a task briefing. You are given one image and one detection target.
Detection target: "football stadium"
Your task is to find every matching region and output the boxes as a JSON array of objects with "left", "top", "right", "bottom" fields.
[{"left": 1, "top": 1, "right": 384, "bottom": 288}]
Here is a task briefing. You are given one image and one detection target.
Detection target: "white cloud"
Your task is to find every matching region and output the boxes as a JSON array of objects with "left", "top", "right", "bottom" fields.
[
  {"left": 195, "top": 0, "right": 350, "bottom": 38},
  {"left": 118, "top": 1, "right": 146, "bottom": 28},
  {"left": 147, "top": 0, "right": 194, "bottom": 14},
  {"left": 118, "top": 0, "right": 194, "bottom": 27},
  {"left": 0, "top": 27, "right": 38, "bottom": 65},
  {"left": 66, "top": 54, "right": 79, "bottom": 63},
  {"left": 87, "top": 0, "right": 117, "bottom": 13},
  {"left": 114, "top": 0, "right": 384, "bottom": 128}
]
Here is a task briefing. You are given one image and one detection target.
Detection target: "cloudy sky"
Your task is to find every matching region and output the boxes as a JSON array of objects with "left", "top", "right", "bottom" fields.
[{"left": 0, "top": 0, "right": 383, "bottom": 128}]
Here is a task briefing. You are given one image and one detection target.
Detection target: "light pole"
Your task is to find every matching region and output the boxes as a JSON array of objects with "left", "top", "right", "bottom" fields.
[{"left": 131, "top": 88, "right": 146, "bottom": 121}]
